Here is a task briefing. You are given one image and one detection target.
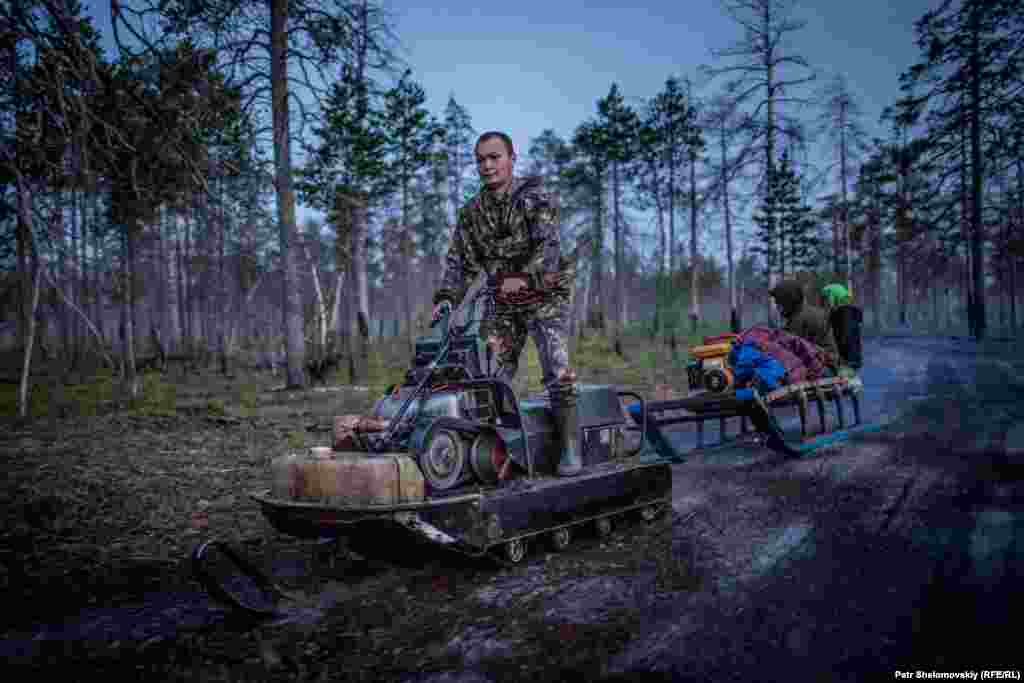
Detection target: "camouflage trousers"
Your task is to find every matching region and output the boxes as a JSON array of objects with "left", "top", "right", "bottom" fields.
[{"left": 481, "top": 301, "right": 577, "bottom": 402}]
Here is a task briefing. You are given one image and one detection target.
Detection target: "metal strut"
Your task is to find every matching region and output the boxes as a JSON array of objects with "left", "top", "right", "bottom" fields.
[{"left": 191, "top": 539, "right": 297, "bottom": 618}]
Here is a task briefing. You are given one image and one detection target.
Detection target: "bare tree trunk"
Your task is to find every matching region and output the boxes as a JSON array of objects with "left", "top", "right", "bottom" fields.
[
  {"left": 688, "top": 146, "right": 700, "bottom": 334},
  {"left": 959, "top": 124, "right": 972, "bottom": 335},
  {"left": 869, "top": 188, "right": 882, "bottom": 328},
  {"left": 16, "top": 175, "right": 32, "bottom": 361},
  {"left": 193, "top": 195, "right": 208, "bottom": 356},
  {"left": 181, "top": 205, "right": 191, "bottom": 349},
  {"left": 125, "top": 223, "right": 139, "bottom": 398},
  {"left": 13, "top": 165, "right": 41, "bottom": 418},
  {"left": 301, "top": 236, "right": 328, "bottom": 356},
  {"left": 401, "top": 182, "right": 414, "bottom": 353},
  {"left": 588, "top": 175, "right": 606, "bottom": 332},
  {"left": 721, "top": 118, "right": 739, "bottom": 333},
  {"left": 1011, "top": 161, "right": 1022, "bottom": 331},
  {"left": 839, "top": 96, "right": 851, "bottom": 292},
  {"left": 668, "top": 132, "right": 677, "bottom": 274},
  {"left": 155, "top": 205, "right": 166, "bottom": 355},
  {"left": 69, "top": 185, "right": 80, "bottom": 365},
  {"left": 80, "top": 180, "right": 91, "bottom": 360},
  {"left": 1011, "top": 254, "right": 1018, "bottom": 332},
  {"left": 351, "top": 195, "right": 370, "bottom": 383},
  {"left": 765, "top": 0, "right": 778, "bottom": 298},
  {"left": 91, "top": 189, "right": 105, "bottom": 345},
  {"left": 655, "top": 169, "right": 665, "bottom": 283},
  {"left": 651, "top": 158, "right": 666, "bottom": 341},
  {"left": 330, "top": 267, "right": 342, "bottom": 348},
  {"left": 271, "top": 0, "right": 307, "bottom": 387},
  {"left": 18, "top": 267, "right": 42, "bottom": 419},
  {"left": 164, "top": 206, "right": 180, "bottom": 353},
  {"left": 612, "top": 160, "right": 623, "bottom": 352},
  {"left": 577, "top": 265, "right": 591, "bottom": 339},
  {"left": 216, "top": 174, "right": 230, "bottom": 375},
  {"left": 968, "top": 4, "right": 986, "bottom": 339},
  {"left": 831, "top": 204, "right": 840, "bottom": 277},
  {"left": 223, "top": 272, "right": 265, "bottom": 361},
  {"left": 55, "top": 200, "right": 69, "bottom": 364}
]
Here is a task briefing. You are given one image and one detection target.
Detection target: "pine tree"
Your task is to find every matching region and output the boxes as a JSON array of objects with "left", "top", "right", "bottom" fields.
[
  {"left": 442, "top": 95, "right": 476, "bottom": 222},
  {"left": 896, "top": 0, "right": 1024, "bottom": 339},
  {"left": 593, "top": 84, "right": 641, "bottom": 352},
  {"left": 381, "top": 70, "right": 440, "bottom": 348},
  {"left": 648, "top": 77, "right": 696, "bottom": 274}
]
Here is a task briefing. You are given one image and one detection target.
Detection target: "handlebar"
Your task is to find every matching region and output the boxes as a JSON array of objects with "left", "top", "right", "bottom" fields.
[{"left": 373, "top": 284, "right": 496, "bottom": 452}]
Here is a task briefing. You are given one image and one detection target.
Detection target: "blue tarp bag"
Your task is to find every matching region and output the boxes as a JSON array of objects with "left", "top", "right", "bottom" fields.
[
  {"left": 729, "top": 341, "right": 786, "bottom": 401},
  {"left": 726, "top": 341, "right": 800, "bottom": 457}
]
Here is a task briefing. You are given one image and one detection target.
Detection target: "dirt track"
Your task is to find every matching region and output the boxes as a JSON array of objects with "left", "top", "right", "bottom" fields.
[{"left": 4, "top": 336, "right": 1024, "bottom": 681}]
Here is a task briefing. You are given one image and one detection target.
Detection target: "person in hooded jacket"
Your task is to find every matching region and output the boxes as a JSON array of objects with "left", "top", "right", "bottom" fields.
[
  {"left": 821, "top": 283, "right": 863, "bottom": 379},
  {"left": 768, "top": 280, "right": 839, "bottom": 365}
]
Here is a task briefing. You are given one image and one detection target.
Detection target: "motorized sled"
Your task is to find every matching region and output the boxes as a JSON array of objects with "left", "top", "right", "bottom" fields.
[{"left": 250, "top": 283, "right": 671, "bottom": 569}]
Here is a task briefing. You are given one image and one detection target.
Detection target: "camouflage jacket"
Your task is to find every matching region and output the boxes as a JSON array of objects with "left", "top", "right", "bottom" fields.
[{"left": 434, "top": 176, "right": 563, "bottom": 308}]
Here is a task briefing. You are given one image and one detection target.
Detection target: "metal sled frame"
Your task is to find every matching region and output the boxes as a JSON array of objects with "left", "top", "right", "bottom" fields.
[{"left": 628, "top": 375, "right": 876, "bottom": 462}]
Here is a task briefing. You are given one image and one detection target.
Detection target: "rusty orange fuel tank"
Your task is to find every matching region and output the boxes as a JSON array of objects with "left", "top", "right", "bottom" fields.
[{"left": 270, "top": 448, "right": 425, "bottom": 506}]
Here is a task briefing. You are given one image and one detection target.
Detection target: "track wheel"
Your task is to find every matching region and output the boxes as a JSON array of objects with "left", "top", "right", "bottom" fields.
[
  {"left": 549, "top": 526, "right": 571, "bottom": 551},
  {"left": 504, "top": 538, "right": 527, "bottom": 564},
  {"left": 595, "top": 517, "right": 613, "bottom": 538}
]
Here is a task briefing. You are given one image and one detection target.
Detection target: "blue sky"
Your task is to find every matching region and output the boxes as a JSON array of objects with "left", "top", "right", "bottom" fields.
[
  {"left": 397, "top": 0, "right": 933, "bottom": 164},
  {"left": 83, "top": 0, "right": 940, "bottom": 247}
]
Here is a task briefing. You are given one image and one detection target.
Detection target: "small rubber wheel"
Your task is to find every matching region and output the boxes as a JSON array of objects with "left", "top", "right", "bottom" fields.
[
  {"left": 640, "top": 504, "right": 662, "bottom": 522},
  {"left": 504, "top": 538, "right": 527, "bottom": 564},
  {"left": 549, "top": 527, "right": 571, "bottom": 551},
  {"left": 595, "top": 517, "right": 613, "bottom": 538}
]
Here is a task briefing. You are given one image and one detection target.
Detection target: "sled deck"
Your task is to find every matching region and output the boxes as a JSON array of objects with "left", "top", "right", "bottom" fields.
[{"left": 630, "top": 374, "right": 875, "bottom": 462}]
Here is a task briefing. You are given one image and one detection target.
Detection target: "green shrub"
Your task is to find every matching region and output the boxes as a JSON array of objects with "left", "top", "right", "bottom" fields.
[
  {"left": 237, "top": 382, "right": 260, "bottom": 416},
  {"left": 65, "top": 370, "right": 117, "bottom": 417},
  {"left": 286, "top": 429, "right": 307, "bottom": 450},
  {"left": 138, "top": 372, "right": 178, "bottom": 415},
  {"left": 205, "top": 398, "right": 227, "bottom": 416},
  {"left": 0, "top": 382, "right": 51, "bottom": 418}
]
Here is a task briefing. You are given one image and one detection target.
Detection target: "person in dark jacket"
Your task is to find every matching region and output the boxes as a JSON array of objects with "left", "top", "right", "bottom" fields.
[
  {"left": 768, "top": 280, "right": 839, "bottom": 365},
  {"left": 822, "top": 283, "right": 863, "bottom": 379}
]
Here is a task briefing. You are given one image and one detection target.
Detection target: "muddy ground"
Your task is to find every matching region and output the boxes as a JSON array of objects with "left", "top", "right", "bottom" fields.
[{"left": 2, "top": 335, "right": 1024, "bottom": 682}]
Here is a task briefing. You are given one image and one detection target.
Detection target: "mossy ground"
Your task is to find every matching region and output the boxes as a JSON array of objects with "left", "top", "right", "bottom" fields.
[{"left": 0, "top": 325, "right": 717, "bottom": 681}]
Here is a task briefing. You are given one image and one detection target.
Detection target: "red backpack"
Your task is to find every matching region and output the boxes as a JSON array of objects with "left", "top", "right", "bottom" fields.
[{"left": 737, "top": 325, "right": 832, "bottom": 383}]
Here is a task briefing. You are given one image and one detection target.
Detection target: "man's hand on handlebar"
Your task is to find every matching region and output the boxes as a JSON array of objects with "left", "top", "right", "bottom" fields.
[{"left": 499, "top": 276, "right": 529, "bottom": 296}]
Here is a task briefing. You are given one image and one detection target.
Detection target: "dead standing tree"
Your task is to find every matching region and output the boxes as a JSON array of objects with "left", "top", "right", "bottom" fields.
[
  {"left": 815, "top": 74, "right": 871, "bottom": 292},
  {"left": 704, "top": 91, "right": 761, "bottom": 333},
  {"left": 704, "top": 0, "right": 816, "bottom": 306}
]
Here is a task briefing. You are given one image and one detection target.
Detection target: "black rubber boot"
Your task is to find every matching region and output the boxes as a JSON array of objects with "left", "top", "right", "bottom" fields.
[{"left": 554, "top": 392, "right": 582, "bottom": 477}]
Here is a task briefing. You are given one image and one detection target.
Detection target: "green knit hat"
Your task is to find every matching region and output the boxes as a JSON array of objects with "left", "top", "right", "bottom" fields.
[{"left": 822, "top": 283, "right": 852, "bottom": 307}]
